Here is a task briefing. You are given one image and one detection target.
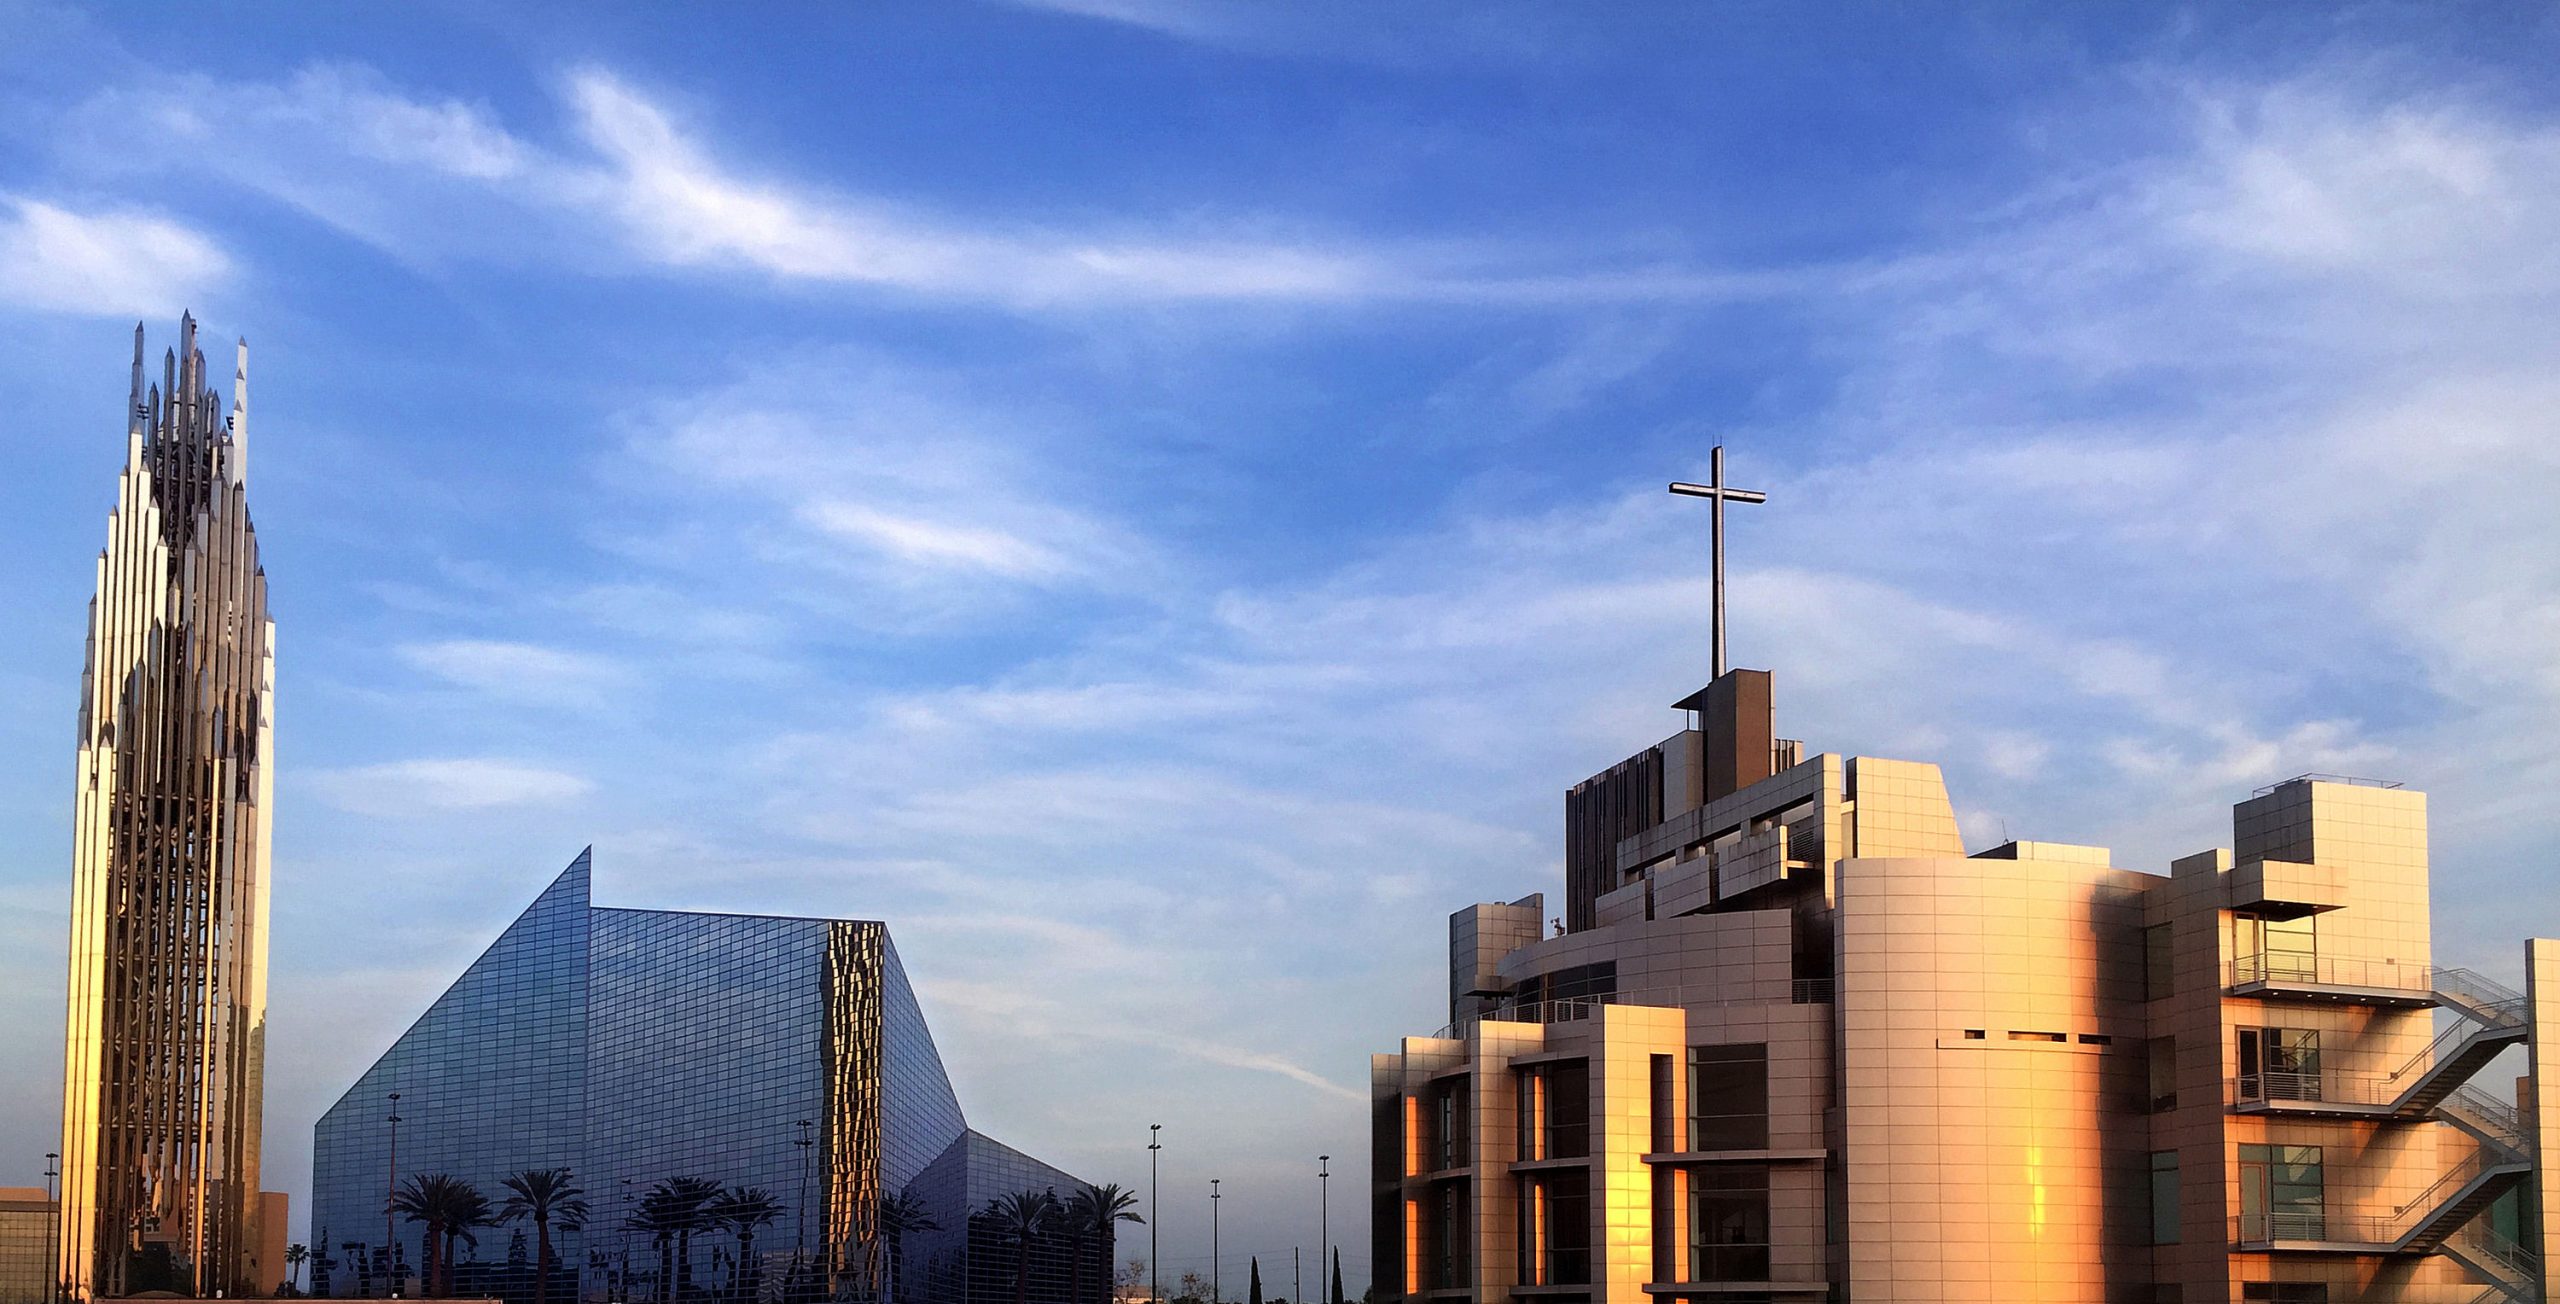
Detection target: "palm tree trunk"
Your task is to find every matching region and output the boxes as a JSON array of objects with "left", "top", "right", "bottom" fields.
[
  {"left": 1014, "top": 1243, "right": 1029, "bottom": 1304},
  {"left": 1067, "top": 1234, "right": 1084, "bottom": 1304},
  {"left": 660, "top": 1235, "right": 676, "bottom": 1304},
  {"left": 535, "top": 1214, "right": 552, "bottom": 1304}
]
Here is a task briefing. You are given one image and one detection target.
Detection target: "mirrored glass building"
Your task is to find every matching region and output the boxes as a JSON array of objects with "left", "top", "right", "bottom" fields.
[
  {"left": 60, "top": 316, "right": 279, "bottom": 1301},
  {"left": 310, "top": 851, "right": 1099, "bottom": 1304}
]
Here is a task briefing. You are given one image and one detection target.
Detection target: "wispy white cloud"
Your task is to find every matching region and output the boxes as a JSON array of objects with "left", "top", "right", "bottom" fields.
[
  {"left": 50, "top": 59, "right": 1848, "bottom": 311},
  {"left": 0, "top": 195, "right": 228, "bottom": 315},
  {"left": 308, "top": 758, "right": 595, "bottom": 816},
  {"left": 397, "top": 639, "right": 637, "bottom": 708}
]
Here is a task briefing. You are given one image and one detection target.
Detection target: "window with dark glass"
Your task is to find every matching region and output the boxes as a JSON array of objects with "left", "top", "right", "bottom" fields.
[
  {"left": 2144, "top": 923, "right": 2175, "bottom": 999},
  {"left": 1542, "top": 1170, "right": 1592, "bottom": 1285},
  {"left": 2236, "top": 1028, "right": 2323, "bottom": 1102},
  {"left": 1689, "top": 1165, "right": 1771, "bottom": 1283},
  {"left": 2147, "top": 1037, "right": 2178, "bottom": 1112},
  {"left": 2237, "top": 914, "right": 2318, "bottom": 983},
  {"left": 2241, "top": 1285, "right": 2327, "bottom": 1303},
  {"left": 2238, "top": 1144, "right": 2324, "bottom": 1241},
  {"left": 2148, "top": 1151, "right": 2180, "bottom": 1245},
  {"left": 1545, "top": 1060, "right": 1591, "bottom": 1159},
  {"left": 1690, "top": 1044, "right": 1769, "bottom": 1150},
  {"left": 1432, "top": 1081, "right": 1467, "bottom": 1171},
  {"left": 1433, "top": 1187, "right": 1462, "bottom": 1289}
]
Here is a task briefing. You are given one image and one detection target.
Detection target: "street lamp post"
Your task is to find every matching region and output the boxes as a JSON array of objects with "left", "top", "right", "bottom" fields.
[
  {"left": 1147, "top": 1126, "right": 1162, "bottom": 1304},
  {"left": 43, "top": 1152, "right": 60, "bottom": 1304},
  {"left": 1208, "top": 1180, "right": 1220, "bottom": 1304},
  {"left": 617, "top": 1178, "right": 634, "bottom": 1304},
  {"left": 385, "top": 1092, "right": 403, "bottom": 1299},
  {"left": 1316, "top": 1157, "right": 1329, "bottom": 1304},
  {"left": 795, "top": 1119, "right": 814, "bottom": 1304}
]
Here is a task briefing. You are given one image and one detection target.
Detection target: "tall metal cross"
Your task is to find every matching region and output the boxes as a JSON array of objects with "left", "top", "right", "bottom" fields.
[{"left": 1669, "top": 445, "right": 1767, "bottom": 680}]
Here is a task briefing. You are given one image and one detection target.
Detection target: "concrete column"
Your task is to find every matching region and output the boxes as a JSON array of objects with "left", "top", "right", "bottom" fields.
[{"left": 2525, "top": 938, "right": 2560, "bottom": 1301}]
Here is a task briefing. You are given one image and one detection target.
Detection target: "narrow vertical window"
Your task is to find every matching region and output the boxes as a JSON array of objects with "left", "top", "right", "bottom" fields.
[
  {"left": 2148, "top": 1150, "right": 2180, "bottom": 1245},
  {"left": 2143, "top": 923, "right": 2175, "bottom": 1000}
]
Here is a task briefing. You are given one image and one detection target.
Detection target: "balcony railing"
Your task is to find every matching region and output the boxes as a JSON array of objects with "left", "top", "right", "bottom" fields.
[
  {"left": 2234, "top": 1148, "right": 2527, "bottom": 1250},
  {"left": 2228, "top": 952, "right": 2433, "bottom": 993}
]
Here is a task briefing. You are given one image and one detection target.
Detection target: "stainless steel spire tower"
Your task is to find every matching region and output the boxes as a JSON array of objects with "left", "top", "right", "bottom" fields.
[{"left": 59, "top": 314, "right": 276, "bottom": 1301}]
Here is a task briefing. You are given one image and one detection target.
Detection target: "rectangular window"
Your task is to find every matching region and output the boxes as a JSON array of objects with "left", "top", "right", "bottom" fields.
[
  {"left": 2238, "top": 1144, "right": 2325, "bottom": 1242},
  {"left": 1689, "top": 1165, "right": 1772, "bottom": 1283},
  {"left": 1516, "top": 1066, "right": 1540, "bottom": 1160},
  {"left": 2144, "top": 923, "right": 2175, "bottom": 1000},
  {"left": 1690, "top": 1044, "right": 1770, "bottom": 1150},
  {"left": 1434, "top": 1187, "right": 1461, "bottom": 1289},
  {"left": 1545, "top": 1060, "right": 1591, "bottom": 1159},
  {"left": 2007, "top": 1030, "right": 2067, "bottom": 1043},
  {"left": 1433, "top": 1082, "right": 1465, "bottom": 1170},
  {"left": 2237, "top": 914, "right": 2318, "bottom": 983},
  {"left": 2241, "top": 1286, "right": 2327, "bottom": 1303},
  {"left": 2147, "top": 1037, "right": 2178, "bottom": 1113},
  {"left": 1650, "top": 1054, "right": 1675, "bottom": 1153},
  {"left": 2148, "top": 1150, "right": 2180, "bottom": 1245},
  {"left": 2237, "top": 1028, "right": 2323, "bottom": 1102},
  {"left": 1543, "top": 1169, "right": 1592, "bottom": 1285}
]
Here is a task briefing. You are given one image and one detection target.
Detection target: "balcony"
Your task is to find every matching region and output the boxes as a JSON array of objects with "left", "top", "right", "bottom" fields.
[
  {"left": 2233, "top": 1150, "right": 2532, "bottom": 1256},
  {"left": 2227, "top": 952, "right": 2436, "bottom": 1007}
]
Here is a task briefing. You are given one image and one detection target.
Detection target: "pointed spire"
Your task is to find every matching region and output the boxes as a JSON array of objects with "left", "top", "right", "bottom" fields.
[
  {"left": 178, "top": 314, "right": 199, "bottom": 444},
  {"left": 229, "top": 338, "right": 249, "bottom": 486},
  {"left": 128, "top": 323, "right": 146, "bottom": 437},
  {"left": 161, "top": 348, "right": 176, "bottom": 443}
]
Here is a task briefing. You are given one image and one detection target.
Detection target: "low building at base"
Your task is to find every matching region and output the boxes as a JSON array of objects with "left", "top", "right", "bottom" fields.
[
  {"left": 311, "top": 850, "right": 1102, "bottom": 1304},
  {"left": 1372, "top": 667, "right": 2557, "bottom": 1304}
]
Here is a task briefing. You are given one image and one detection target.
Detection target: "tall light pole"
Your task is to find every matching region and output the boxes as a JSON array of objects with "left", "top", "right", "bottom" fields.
[
  {"left": 43, "top": 1152, "right": 60, "bottom": 1304},
  {"left": 385, "top": 1092, "right": 403, "bottom": 1298},
  {"left": 1147, "top": 1125, "right": 1162, "bottom": 1304},
  {"left": 1208, "top": 1180, "right": 1221, "bottom": 1304},
  {"left": 1316, "top": 1157, "right": 1330, "bottom": 1304},
  {"left": 618, "top": 1178, "right": 635, "bottom": 1304},
  {"left": 795, "top": 1118, "right": 814, "bottom": 1303}
]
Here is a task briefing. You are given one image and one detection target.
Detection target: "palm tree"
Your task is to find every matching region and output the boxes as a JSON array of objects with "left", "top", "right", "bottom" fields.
[
  {"left": 708, "top": 1188, "right": 780, "bottom": 1303},
  {"left": 985, "top": 1190, "right": 1057, "bottom": 1304},
  {"left": 440, "top": 1181, "right": 496, "bottom": 1297},
  {"left": 391, "top": 1174, "right": 464, "bottom": 1297},
  {"left": 499, "top": 1169, "right": 590, "bottom": 1304},
  {"left": 630, "top": 1177, "right": 724, "bottom": 1300},
  {"left": 1068, "top": 1184, "right": 1141, "bottom": 1304},
  {"left": 874, "top": 1191, "right": 939, "bottom": 1304},
  {"left": 285, "top": 1243, "right": 309, "bottom": 1295}
]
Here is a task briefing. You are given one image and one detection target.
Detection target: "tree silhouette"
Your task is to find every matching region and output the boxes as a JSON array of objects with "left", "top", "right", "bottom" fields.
[
  {"left": 1248, "top": 1257, "right": 1262, "bottom": 1304},
  {"left": 499, "top": 1169, "right": 589, "bottom": 1304},
  {"left": 708, "top": 1187, "right": 780, "bottom": 1303},
  {"left": 284, "top": 1243, "right": 309, "bottom": 1295},
  {"left": 985, "top": 1190, "right": 1057, "bottom": 1304},
  {"left": 1067, "top": 1183, "right": 1141, "bottom": 1304},
  {"left": 390, "top": 1175, "right": 468, "bottom": 1296},
  {"left": 875, "top": 1190, "right": 940, "bottom": 1304},
  {"left": 440, "top": 1181, "right": 496, "bottom": 1297},
  {"left": 629, "top": 1178, "right": 723, "bottom": 1302},
  {"left": 1329, "top": 1249, "right": 1342, "bottom": 1304}
]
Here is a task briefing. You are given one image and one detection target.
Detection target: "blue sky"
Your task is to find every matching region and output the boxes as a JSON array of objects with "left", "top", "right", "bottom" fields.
[{"left": 5, "top": 1, "right": 2560, "bottom": 1293}]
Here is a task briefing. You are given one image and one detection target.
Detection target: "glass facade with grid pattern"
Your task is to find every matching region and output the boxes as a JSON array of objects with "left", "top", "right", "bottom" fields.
[{"left": 310, "top": 850, "right": 1061, "bottom": 1304}]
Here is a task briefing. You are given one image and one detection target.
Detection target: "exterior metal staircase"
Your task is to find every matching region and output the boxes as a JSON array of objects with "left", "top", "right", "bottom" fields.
[
  {"left": 2383, "top": 968, "right": 2532, "bottom": 1117},
  {"left": 2440, "top": 1226, "right": 2538, "bottom": 1303}
]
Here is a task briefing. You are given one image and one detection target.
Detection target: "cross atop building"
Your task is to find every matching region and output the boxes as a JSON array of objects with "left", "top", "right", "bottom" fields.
[{"left": 1669, "top": 444, "right": 1767, "bottom": 681}]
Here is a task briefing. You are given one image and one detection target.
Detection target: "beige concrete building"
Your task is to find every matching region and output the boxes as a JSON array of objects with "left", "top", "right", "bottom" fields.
[{"left": 1371, "top": 666, "right": 2555, "bottom": 1303}]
